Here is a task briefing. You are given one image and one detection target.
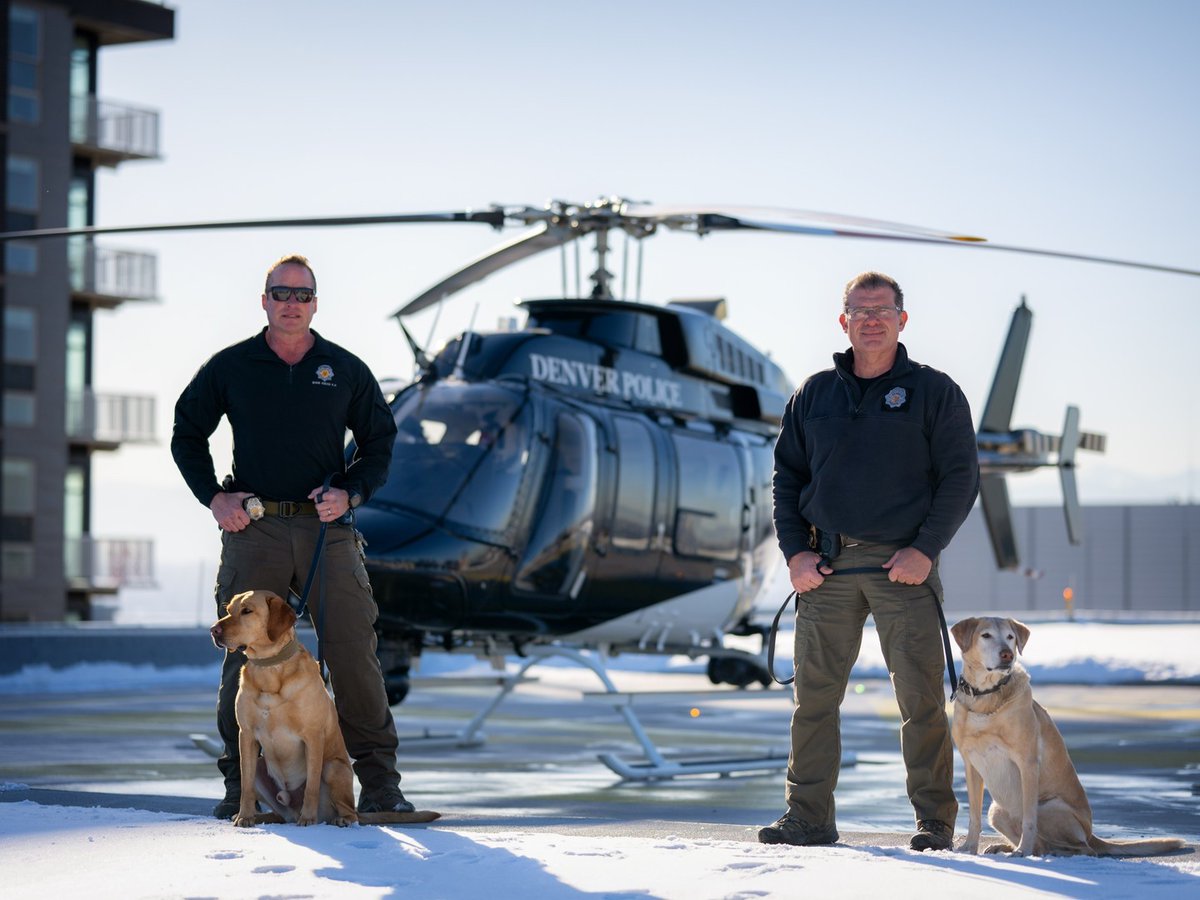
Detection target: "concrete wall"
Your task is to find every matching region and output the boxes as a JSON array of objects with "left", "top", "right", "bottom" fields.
[{"left": 940, "top": 504, "right": 1199, "bottom": 614}]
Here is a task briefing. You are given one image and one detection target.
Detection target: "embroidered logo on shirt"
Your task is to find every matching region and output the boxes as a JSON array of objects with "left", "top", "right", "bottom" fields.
[
  {"left": 883, "top": 386, "right": 908, "bottom": 410},
  {"left": 313, "top": 364, "right": 336, "bottom": 387}
]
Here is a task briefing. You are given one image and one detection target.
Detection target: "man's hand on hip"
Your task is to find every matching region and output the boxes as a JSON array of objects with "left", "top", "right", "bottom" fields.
[
  {"left": 883, "top": 547, "right": 932, "bottom": 585},
  {"left": 788, "top": 550, "right": 834, "bottom": 594},
  {"left": 212, "top": 491, "right": 253, "bottom": 533}
]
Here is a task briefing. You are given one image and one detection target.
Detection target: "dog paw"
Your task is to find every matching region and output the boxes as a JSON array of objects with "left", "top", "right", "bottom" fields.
[
  {"left": 956, "top": 841, "right": 979, "bottom": 854},
  {"left": 232, "top": 813, "right": 257, "bottom": 828},
  {"left": 332, "top": 815, "right": 357, "bottom": 828}
]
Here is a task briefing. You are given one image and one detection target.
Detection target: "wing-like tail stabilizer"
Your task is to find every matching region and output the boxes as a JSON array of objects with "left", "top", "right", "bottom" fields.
[
  {"left": 1059, "top": 406, "right": 1084, "bottom": 545},
  {"left": 979, "top": 299, "right": 1033, "bottom": 433},
  {"left": 979, "top": 474, "right": 1019, "bottom": 570}
]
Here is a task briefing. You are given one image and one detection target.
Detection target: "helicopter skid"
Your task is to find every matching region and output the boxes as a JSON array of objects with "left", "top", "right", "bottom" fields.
[{"left": 598, "top": 751, "right": 787, "bottom": 781}]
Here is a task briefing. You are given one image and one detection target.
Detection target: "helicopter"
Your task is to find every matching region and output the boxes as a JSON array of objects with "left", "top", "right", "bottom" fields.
[{"left": 4, "top": 198, "right": 1195, "bottom": 706}]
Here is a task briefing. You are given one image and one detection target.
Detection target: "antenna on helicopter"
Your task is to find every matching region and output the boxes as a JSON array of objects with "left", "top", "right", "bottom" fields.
[{"left": 397, "top": 320, "right": 432, "bottom": 374}]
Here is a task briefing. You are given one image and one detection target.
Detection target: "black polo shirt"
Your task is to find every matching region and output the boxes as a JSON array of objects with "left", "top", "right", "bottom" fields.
[{"left": 172, "top": 328, "right": 397, "bottom": 508}]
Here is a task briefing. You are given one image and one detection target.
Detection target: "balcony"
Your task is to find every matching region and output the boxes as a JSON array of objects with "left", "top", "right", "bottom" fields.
[
  {"left": 70, "top": 96, "right": 161, "bottom": 166},
  {"left": 70, "top": 242, "right": 159, "bottom": 309},
  {"left": 67, "top": 389, "right": 156, "bottom": 450},
  {"left": 65, "top": 536, "right": 156, "bottom": 596}
]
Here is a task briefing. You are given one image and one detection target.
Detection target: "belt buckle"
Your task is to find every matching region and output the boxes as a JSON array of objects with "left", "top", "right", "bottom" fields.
[{"left": 278, "top": 500, "right": 300, "bottom": 518}]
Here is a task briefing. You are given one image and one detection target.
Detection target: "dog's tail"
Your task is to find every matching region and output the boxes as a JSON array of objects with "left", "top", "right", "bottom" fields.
[{"left": 1087, "top": 835, "right": 1186, "bottom": 857}]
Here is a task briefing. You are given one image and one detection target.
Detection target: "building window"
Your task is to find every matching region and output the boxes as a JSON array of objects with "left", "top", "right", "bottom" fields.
[
  {"left": 2, "top": 458, "right": 35, "bottom": 515},
  {"left": 8, "top": 5, "right": 41, "bottom": 124},
  {"left": 4, "top": 307, "right": 36, "bottom": 362},
  {"left": 65, "top": 463, "right": 86, "bottom": 540},
  {"left": 1, "top": 543, "right": 34, "bottom": 580},
  {"left": 7, "top": 157, "right": 40, "bottom": 212},
  {"left": 4, "top": 241, "right": 37, "bottom": 275},
  {"left": 3, "top": 392, "right": 35, "bottom": 426}
]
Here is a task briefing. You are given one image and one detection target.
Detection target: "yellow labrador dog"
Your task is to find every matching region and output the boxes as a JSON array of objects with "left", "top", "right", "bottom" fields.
[
  {"left": 950, "top": 616, "right": 1184, "bottom": 857},
  {"left": 210, "top": 590, "right": 358, "bottom": 827}
]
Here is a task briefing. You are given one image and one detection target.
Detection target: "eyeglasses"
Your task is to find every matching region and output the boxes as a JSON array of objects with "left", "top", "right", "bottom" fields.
[
  {"left": 268, "top": 286, "right": 315, "bottom": 304},
  {"left": 844, "top": 305, "right": 900, "bottom": 322}
]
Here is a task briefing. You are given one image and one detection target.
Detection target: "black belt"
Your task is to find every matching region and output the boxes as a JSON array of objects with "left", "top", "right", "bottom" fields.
[{"left": 262, "top": 500, "right": 318, "bottom": 517}]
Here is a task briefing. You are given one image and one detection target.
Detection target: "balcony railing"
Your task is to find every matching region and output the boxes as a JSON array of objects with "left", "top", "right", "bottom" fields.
[
  {"left": 69, "top": 95, "right": 161, "bottom": 164},
  {"left": 66, "top": 390, "right": 156, "bottom": 447},
  {"left": 69, "top": 242, "right": 158, "bottom": 305},
  {"left": 65, "top": 537, "right": 156, "bottom": 593}
]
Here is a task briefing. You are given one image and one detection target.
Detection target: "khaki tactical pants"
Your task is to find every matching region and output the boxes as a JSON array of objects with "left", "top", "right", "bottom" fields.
[
  {"left": 213, "top": 513, "right": 401, "bottom": 796},
  {"left": 786, "top": 540, "right": 957, "bottom": 829}
]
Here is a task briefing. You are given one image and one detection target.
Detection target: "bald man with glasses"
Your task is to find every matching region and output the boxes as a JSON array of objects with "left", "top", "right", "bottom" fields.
[
  {"left": 759, "top": 271, "right": 979, "bottom": 852},
  {"left": 172, "top": 253, "right": 416, "bottom": 820}
]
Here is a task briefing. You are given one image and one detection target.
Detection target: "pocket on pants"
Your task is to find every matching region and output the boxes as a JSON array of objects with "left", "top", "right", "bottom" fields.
[{"left": 215, "top": 562, "right": 238, "bottom": 611}]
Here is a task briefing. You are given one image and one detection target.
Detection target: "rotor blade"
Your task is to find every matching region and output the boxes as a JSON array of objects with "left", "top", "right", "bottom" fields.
[
  {"left": 391, "top": 222, "right": 577, "bottom": 319},
  {"left": 1060, "top": 466, "right": 1084, "bottom": 546},
  {"left": 622, "top": 202, "right": 986, "bottom": 242},
  {"left": 624, "top": 202, "right": 1200, "bottom": 278},
  {"left": 949, "top": 238, "right": 1200, "bottom": 278},
  {"left": 0, "top": 209, "right": 508, "bottom": 242}
]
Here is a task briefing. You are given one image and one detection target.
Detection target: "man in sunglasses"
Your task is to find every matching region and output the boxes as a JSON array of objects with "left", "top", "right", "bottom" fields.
[
  {"left": 759, "top": 271, "right": 978, "bottom": 852},
  {"left": 172, "top": 253, "right": 415, "bottom": 820}
]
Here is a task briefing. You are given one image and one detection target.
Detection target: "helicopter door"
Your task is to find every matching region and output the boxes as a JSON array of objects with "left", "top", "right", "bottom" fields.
[
  {"left": 514, "top": 411, "right": 598, "bottom": 600},
  {"left": 670, "top": 431, "right": 744, "bottom": 574},
  {"left": 592, "top": 415, "right": 666, "bottom": 611}
]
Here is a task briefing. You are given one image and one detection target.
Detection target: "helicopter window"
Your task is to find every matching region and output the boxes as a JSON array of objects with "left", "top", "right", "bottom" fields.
[
  {"left": 671, "top": 432, "right": 742, "bottom": 561},
  {"left": 584, "top": 313, "right": 636, "bottom": 347},
  {"left": 633, "top": 314, "right": 662, "bottom": 355},
  {"left": 515, "top": 412, "right": 597, "bottom": 596},
  {"left": 379, "top": 382, "right": 530, "bottom": 533},
  {"left": 528, "top": 309, "right": 661, "bottom": 355},
  {"left": 612, "top": 417, "right": 656, "bottom": 551}
]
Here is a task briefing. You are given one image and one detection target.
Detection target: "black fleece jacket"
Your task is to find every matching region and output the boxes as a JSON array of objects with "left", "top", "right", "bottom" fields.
[
  {"left": 171, "top": 328, "right": 397, "bottom": 508},
  {"left": 772, "top": 342, "right": 979, "bottom": 563}
]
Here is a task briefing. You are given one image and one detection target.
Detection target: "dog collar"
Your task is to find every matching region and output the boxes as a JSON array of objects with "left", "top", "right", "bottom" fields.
[
  {"left": 957, "top": 672, "right": 1013, "bottom": 697},
  {"left": 247, "top": 638, "right": 302, "bottom": 668}
]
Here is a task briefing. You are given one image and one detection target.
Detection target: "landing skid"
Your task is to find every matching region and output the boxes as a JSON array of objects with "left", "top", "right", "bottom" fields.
[
  {"left": 192, "top": 647, "right": 855, "bottom": 782},
  {"left": 403, "top": 645, "right": 804, "bottom": 781}
]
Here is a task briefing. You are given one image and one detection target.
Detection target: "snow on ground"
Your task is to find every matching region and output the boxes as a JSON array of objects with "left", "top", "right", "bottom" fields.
[
  {"left": 1, "top": 620, "right": 1197, "bottom": 898},
  {"left": 1, "top": 796, "right": 1196, "bottom": 900}
]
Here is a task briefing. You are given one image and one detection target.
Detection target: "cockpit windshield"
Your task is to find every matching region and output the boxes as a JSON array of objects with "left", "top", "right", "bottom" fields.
[{"left": 374, "top": 381, "right": 531, "bottom": 533}]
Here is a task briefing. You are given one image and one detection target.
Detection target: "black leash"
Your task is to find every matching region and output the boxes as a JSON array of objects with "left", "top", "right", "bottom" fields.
[
  {"left": 933, "top": 590, "right": 959, "bottom": 700},
  {"left": 765, "top": 566, "right": 958, "bottom": 696},
  {"left": 289, "top": 475, "right": 335, "bottom": 677}
]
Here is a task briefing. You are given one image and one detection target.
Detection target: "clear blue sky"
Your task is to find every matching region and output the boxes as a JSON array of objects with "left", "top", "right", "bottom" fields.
[{"left": 87, "top": 1, "right": 1199, "bottom": 615}]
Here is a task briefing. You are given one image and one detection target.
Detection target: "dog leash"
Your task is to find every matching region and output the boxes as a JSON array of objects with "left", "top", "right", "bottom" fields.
[
  {"left": 290, "top": 474, "right": 335, "bottom": 677},
  {"left": 765, "top": 566, "right": 879, "bottom": 686},
  {"left": 765, "top": 566, "right": 958, "bottom": 696}
]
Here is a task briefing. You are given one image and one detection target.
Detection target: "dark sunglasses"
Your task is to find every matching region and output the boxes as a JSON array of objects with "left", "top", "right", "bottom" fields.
[{"left": 268, "top": 286, "right": 315, "bottom": 304}]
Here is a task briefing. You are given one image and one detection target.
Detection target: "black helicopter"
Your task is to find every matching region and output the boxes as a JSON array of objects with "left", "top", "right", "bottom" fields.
[{"left": 4, "top": 198, "right": 1196, "bottom": 703}]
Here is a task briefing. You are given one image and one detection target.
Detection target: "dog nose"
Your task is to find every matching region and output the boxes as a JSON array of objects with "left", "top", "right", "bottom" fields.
[
  {"left": 210, "top": 623, "right": 223, "bottom": 645},
  {"left": 999, "top": 648, "right": 1013, "bottom": 662}
]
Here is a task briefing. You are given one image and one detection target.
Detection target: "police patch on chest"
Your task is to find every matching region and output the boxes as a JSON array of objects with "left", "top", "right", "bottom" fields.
[
  {"left": 313, "top": 364, "right": 336, "bottom": 387},
  {"left": 882, "top": 386, "right": 909, "bottom": 410}
]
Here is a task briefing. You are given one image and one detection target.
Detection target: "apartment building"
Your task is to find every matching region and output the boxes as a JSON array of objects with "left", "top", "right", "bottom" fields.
[{"left": 2, "top": 0, "right": 174, "bottom": 620}]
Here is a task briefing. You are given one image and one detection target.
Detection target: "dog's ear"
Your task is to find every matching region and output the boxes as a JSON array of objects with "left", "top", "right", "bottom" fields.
[
  {"left": 264, "top": 592, "right": 298, "bottom": 642},
  {"left": 224, "top": 590, "right": 252, "bottom": 615},
  {"left": 950, "top": 618, "right": 977, "bottom": 652},
  {"left": 1009, "top": 618, "right": 1031, "bottom": 654}
]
